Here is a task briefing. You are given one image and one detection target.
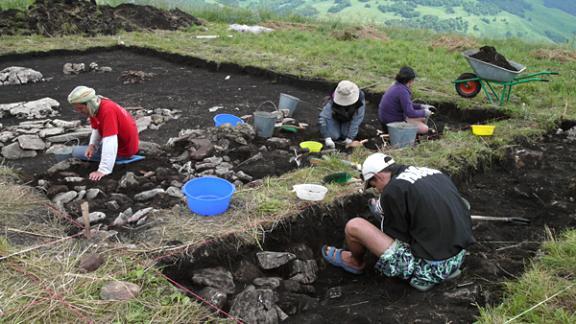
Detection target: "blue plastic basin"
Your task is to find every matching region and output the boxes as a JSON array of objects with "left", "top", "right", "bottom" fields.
[
  {"left": 182, "top": 176, "right": 236, "bottom": 216},
  {"left": 213, "top": 114, "right": 244, "bottom": 127}
]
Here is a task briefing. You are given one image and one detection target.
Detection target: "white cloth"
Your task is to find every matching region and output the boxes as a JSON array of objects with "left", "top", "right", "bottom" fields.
[
  {"left": 324, "top": 137, "right": 335, "bottom": 149},
  {"left": 98, "top": 135, "right": 118, "bottom": 175},
  {"left": 89, "top": 129, "right": 101, "bottom": 146}
]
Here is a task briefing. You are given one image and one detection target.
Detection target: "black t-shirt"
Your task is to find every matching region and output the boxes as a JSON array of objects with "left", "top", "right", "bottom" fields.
[{"left": 378, "top": 165, "right": 476, "bottom": 260}]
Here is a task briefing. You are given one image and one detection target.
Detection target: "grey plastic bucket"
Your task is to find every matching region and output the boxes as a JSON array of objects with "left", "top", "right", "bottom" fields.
[
  {"left": 278, "top": 93, "right": 300, "bottom": 117},
  {"left": 254, "top": 111, "right": 276, "bottom": 138},
  {"left": 387, "top": 122, "right": 418, "bottom": 148}
]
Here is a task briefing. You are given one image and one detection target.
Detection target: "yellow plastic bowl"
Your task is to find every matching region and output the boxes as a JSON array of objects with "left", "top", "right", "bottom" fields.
[
  {"left": 300, "top": 141, "right": 323, "bottom": 153},
  {"left": 471, "top": 125, "right": 495, "bottom": 136}
]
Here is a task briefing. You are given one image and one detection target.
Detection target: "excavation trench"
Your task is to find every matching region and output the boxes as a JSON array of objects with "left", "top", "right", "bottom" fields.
[
  {"left": 160, "top": 125, "right": 576, "bottom": 323},
  {"left": 1, "top": 47, "right": 508, "bottom": 233}
]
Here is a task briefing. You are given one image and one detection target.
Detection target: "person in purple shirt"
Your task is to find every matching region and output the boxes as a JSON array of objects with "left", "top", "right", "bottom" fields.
[{"left": 378, "top": 66, "right": 434, "bottom": 134}]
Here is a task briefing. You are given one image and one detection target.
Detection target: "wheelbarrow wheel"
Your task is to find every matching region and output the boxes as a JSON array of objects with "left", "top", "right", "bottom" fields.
[{"left": 455, "top": 73, "right": 481, "bottom": 98}]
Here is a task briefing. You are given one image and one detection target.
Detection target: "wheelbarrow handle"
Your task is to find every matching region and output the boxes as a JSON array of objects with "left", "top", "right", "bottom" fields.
[{"left": 471, "top": 215, "right": 531, "bottom": 225}]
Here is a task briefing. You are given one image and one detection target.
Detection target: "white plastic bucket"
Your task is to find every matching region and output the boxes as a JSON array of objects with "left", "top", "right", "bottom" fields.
[{"left": 292, "top": 184, "right": 328, "bottom": 201}]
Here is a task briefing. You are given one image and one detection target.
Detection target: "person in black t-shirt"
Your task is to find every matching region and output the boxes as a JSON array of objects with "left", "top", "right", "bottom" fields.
[{"left": 322, "top": 153, "right": 475, "bottom": 291}]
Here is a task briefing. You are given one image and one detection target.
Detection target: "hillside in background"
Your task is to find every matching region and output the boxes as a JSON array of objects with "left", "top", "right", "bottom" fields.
[
  {"left": 202, "top": 0, "right": 575, "bottom": 44},
  {"left": 1, "top": 0, "right": 575, "bottom": 44}
]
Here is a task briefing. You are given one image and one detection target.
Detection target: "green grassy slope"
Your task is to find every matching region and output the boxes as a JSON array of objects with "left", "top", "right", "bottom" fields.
[{"left": 2, "top": 1, "right": 575, "bottom": 44}]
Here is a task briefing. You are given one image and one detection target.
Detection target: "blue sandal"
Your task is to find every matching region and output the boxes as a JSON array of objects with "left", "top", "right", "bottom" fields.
[{"left": 321, "top": 245, "right": 364, "bottom": 275}]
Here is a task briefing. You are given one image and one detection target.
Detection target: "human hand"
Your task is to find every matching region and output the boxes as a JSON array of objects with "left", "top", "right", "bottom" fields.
[
  {"left": 324, "top": 137, "right": 335, "bottom": 149},
  {"left": 424, "top": 108, "right": 433, "bottom": 117},
  {"left": 89, "top": 171, "right": 106, "bottom": 181},
  {"left": 85, "top": 144, "right": 96, "bottom": 159},
  {"left": 368, "top": 198, "right": 384, "bottom": 222},
  {"left": 346, "top": 139, "right": 368, "bottom": 148}
]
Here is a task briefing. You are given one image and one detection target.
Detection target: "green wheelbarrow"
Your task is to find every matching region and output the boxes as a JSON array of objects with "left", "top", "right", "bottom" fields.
[{"left": 454, "top": 49, "right": 558, "bottom": 106}]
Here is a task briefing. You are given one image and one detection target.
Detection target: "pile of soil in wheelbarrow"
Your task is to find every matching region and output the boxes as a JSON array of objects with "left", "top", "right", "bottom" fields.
[
  {"left": 470, "top": 46, "right": 518, "bottom": 71},
  {"left": 0, "top": 0, "right": 202, "bottom": 36},
  {"left": 161, "top": 124, "right": 576, "bottom": 323}
]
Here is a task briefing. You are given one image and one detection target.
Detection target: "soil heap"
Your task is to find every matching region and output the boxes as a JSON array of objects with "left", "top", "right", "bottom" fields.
[
  {"left": 470, "top": 46, "right": 518, "bottom": 71},
  {"left": 0, "top": 0, "right": 203, "bottom": 36}
]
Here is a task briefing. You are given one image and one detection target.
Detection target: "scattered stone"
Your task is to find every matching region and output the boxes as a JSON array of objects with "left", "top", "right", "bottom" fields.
[
  {"left": 192, "top": 267, "right": 236, "bottom": 294},
  {"left": 138, "top": 141, "right": 164, "bottom": 156},
  {"left": 443, "top": 285, "right": 480, "bottom": 304},
  {"left": 0, "top": 97, "right": 60, "bottom": 119},
  {"left": 76, "top": 211, "right": 106, "bottom": 224},
  {"left": 1, "top": 142, "right": 37, "bottom": 159},
  {"left": 513, "top": 149, "right": 544, "bottom": 169},
  {"left": 47, "top": 184, "right": 68, "bottom": 197},
  {"left": 64, "top": 176, "right": 84, "bottom": 183},
  {"left": 229, "top": 285, "right": 278, "bottom": 324},
  {"left": 281, "top": 280, "right": 316, "bottom": 295},
  {"left": 0, "top": 131, "right": 15, "bottom": 142},
  {"left": 289, "top": 260, "right": 318, "bottom": 284},
  {"left": 100, "top": 281, "right": 140, "bottom": 301},
  {"left": 78, "top": 253, "right": 105, "bottom": 273},
  {"left": 48, "top": 160, "right": 72, "bottom": 174},
  {"left": 136, "top": 116, "right": 152, "bottom": 132},
  {"left": 0, "top": 66, "right": 44, "bottom": 86},
  {"left": 121, "top": 70, "right": 155, "bottom": 85},
  {"left": 285, "top": 243, "right": 314, "bottom": 261},
  {"left": 39, "top": 127, "right": 65, "bottom": 138},
  {"left": 275, "top": 305, "right": 289, "bottom": 321},
  {"left": 51, "top": 119, "right": 81, "bottom": 129},
  {"left": 166, "top": 186, "right": 184, "bottom": 199},
  {"left": 189, "top": 139, "right": 215, "bottom": 161},
  {"left": 127, "top": 207, "right": 153, "bottom": 223},
  {"left": 119, "top": 172, "right": 139, "bottom": 189},
  {"left": 234, "top": 260, "right": 265, "bottom": 283},
  {"left": 170, "top": 180, "right": 183, "bottom": 188},
  {"left": 257, "top": 252, "right": 297, "bottom": 270},
  {"left": 246, "top": 179, "right": 264, "bottom": 188},
  {"left": 46, "top": 130, "right": 92, "bottom": 143},
  {"left": 16, "top": 134, "right": 45, "bottom": 150},
  {"left": 266, "top": 137, "right": 290, "bottom": 150},
  {"left": 63, "top": 63, "right": 86, "bottom": 75},
  {"left": 105, "top": 200, "right": 120, "bottom": 210},
  {"left": 113, "top": 208, "right": 133, "bottom": 227},
  {"left": 199, "top": 287, "right": 228, "bottom": 309},
  {"left": 110, "top": 193, "right": 133, "bottom": 206},
  {"left": 277, "top": 293, "right": 319, "bottom": 316},
  {"left": 236, "top": 171, "right": 253, "bottom": 182},
  {"left": 326, "top": 286, "right": 342, "bottom": 299},
  {"left": 86, "top": 188, "right": 103, "bottom": 200},
  {"left": 18, "top": 120, "right": 49, "bottom": 128},
  {"left": 74, "top": 190, "right": 86, "bottom": 202},
  {"left": 253, "top": 277, "right": 282, "bottom": 290},
  {"left": 53, "top": 191, "right": 78, "bottom": 205},
  {"left": 134, "top": 188, "right": 165, "bottom": 201}
]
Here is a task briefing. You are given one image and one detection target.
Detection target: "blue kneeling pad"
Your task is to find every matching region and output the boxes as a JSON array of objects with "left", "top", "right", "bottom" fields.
[{"left": 115, "top": 155, "right": 145, "bottom": 165}]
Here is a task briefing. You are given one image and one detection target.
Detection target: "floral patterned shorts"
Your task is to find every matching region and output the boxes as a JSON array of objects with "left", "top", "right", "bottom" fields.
[{"left": 374, "top": 240, "right": 465, "bottom": 286}]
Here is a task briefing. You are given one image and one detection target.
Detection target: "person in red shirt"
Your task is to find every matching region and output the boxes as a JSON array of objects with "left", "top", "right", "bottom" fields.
[{"left": 67, "top": 86, "right": 139, "bottom": 181}]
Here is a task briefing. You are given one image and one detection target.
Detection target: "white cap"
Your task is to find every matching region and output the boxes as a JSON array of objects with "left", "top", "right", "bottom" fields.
[
  {"left": 361, "top": 153, "right": 395, "bottom": 184},
  {"left": 333, "top": 80, "right": 360, "bottom": 106}
]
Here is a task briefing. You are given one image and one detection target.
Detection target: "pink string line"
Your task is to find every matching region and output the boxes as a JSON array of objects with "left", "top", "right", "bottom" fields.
[
  {"left": 10, "top": 263, "right": 95, "bottom": 324},
  {"left": 52, "top": 205, "right": 244, "bottom": 323}
]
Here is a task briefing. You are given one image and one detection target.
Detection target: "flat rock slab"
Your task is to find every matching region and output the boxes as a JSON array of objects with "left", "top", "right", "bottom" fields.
[
  {"left": 0, "top": 66, "right": 43, "bottom": 86},
  {"left": 100, "top": 281, "right": 140, "bottom": 300},
  {"left": 17, "top": 134, "right": 46, "bottom": 150},
  {"left": 1, "top": 142, "right": 37, "bottom": 159},
  {"left": 0, "top": 97, "right": 59, "bottom": 119},
  {"left": 79, "top": 253, "right": 105, "bottom": 273},
  {"left": 191, "top": 267, "right": 236, "bottom": 294},
  {"left": 230, "top": 285, "right": 279, "bottom": 324},
  {"left": 257, "top": 251, "right": 296, "bottom": 270},
  {"left": 289, "top": 260, "right": 318, "bottom": 284},
  {"left": 46, "top": 129, "right": 92, "bottom": 143}
]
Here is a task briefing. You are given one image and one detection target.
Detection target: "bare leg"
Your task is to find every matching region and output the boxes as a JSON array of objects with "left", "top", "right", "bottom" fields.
[
  {"left": 406, "top": 117, "right": 429, "bottom": 134},
  {"left": 340, "top": 217, "right": 395, "bottom": 268}
]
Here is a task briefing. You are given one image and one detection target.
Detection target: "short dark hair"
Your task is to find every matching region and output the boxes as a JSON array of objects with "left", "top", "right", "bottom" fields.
[{"left": 395, "top": 66, "right": 416, "bottom": 84}]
